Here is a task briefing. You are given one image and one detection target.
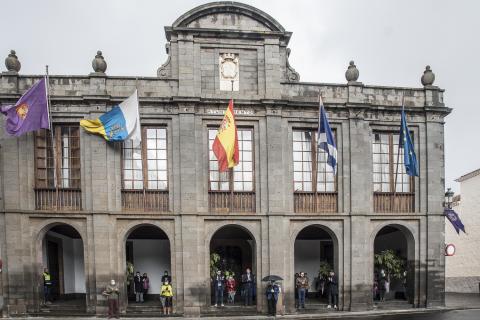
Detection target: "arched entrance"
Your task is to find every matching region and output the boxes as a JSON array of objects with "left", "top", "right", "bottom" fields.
[
  {"left": 294, "top": 225, "right": 338, "bottom": 310},
  {"left": 38, "top": 223, "right": 87, "bottom": 314},
  {"left": 124, "top": 224, "right": 171, "bottom": 313},
  {"left": 209, "top": 225, "right": 256, "bottom": 309},
  {"left": 373, "top": 225, "right": 415, "bottom": 307}
]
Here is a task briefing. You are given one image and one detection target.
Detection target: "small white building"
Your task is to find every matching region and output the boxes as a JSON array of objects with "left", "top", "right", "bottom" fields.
[{"left": 445, "top": 168, "right": 480, "bottom": 293}]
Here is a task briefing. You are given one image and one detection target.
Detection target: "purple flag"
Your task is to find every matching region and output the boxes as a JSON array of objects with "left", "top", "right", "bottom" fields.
[
  {"left": 444, "top": 208, "right": 466, "bottom": 234},
  {"left": 0, "top": 78, "right": 50, "bottom": 136}
]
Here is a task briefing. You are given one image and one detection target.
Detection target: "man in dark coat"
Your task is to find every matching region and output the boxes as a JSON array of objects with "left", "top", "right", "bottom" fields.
[
  {"left": 241, "top": 268, "right": 255, "bottom": 306},
  {"left": 265, "top": 281, "right": 280, "bottom": 316},
  {"left": 212, "top": 270, "right": 225, "bottom": 307},
  {"left": 326, "top": 271, "right": 338, "bottom": 310},
  {"left": 133, "top": 271, "right": 144, "bottom": 303}
]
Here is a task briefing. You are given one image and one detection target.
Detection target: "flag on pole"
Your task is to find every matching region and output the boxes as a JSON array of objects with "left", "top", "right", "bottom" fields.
[
  {"left": 317, "top": 96, "right": 337, "bottom": 174},
  {"left": 0, "top": 77, "right": 50, "bottom": 136},
  {"left": 444, "top": 208, "right": 466, "bottom": 234},
  {"left": 80, "top": 90, "right": 141, "bottom": 147},
  {"left": 399, "top": 107, "right": 418, "bottom": 176},
  {"left": 212, "top": 99, "right": 239, "bottom": 172}
]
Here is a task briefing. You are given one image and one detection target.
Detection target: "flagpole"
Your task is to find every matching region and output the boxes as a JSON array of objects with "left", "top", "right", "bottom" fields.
[
  {"left": 45, "top": 65, "right": 58, "bottom": 208},
  {"left": 392, "top": 95, "right": 404, "bottom": 211}
]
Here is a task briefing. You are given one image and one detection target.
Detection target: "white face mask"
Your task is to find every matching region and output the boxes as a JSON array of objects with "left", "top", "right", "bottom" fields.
[{"left": 111, "top": 280, "right": 116, "bottom": 286}]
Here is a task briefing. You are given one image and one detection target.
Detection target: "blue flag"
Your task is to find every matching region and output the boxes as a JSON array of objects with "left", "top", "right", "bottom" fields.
[
  {"left": 399, "top": 107, "right": 418, "bottom": 176},
  {"left": 444, "top": 208, "right": 466, "bottom": 234},
  {"left": 318, "top": 96, "right": 337, "bottom": 174}
]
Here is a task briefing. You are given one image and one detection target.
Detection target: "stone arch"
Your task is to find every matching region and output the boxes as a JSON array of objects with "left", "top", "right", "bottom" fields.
[
  {"left": 205, "top": 222, "right": 260, "bottom": 310},
  {"left": 370, "top": 221, "right": 418, "bottom": 306},
  {"left": 118, "top": 221, "right": 174, "bottom": 311},
  {"left": 32, "top": 219, "right": 90, "bottom": 313},
  {"left": 172, "top": 1, "right": 286, "bottom": 32},
  {"left": 291, "top": 222, "right": 342, "bottom": 309}
]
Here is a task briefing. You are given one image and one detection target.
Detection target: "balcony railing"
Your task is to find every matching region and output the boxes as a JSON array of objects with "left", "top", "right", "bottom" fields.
[
  {"left": 35, "top": 188, "right": 82, "bottom": 210},
  {"left": 374, "top": 192, "right": 415, "bottom": 213},
  {"left": 294, "top": 192, "right": 338, "bottom": 213},
  {"left": 209, "top": 191, "right": 256, "bottom": 213},
  {"left": 121, "top": 190, "right": 169, "bottom": 212}
]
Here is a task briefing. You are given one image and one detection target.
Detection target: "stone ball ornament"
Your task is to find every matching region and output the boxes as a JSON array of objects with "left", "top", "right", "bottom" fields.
[
  {"left": 345, "top": 60, "right": 359, "bottom": 83},
  {"left": 421, "top": 65, "right": 435, "bottom": 86},
  {"left": 92, "top": 50, "right": 107, "bottom": 73},
  {"left": 5, "top": 49, "right": 21, "bottom": 73}
]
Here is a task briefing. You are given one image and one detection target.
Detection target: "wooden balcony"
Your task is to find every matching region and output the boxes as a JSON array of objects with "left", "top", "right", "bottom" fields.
[
  {"left": 374, "top": 192, "right": 415, "bottom": 213},
  {"left": 121, "top": 190, "right": 169, "bottom": 212},
  {"left": 35, "top": 188, "right": 82, "bottom": 210},
  {"left": 209, "top": 191, "right": 256, "bottom": 213},
  {"left": 294, "top": 192, "right": 338, "bottom": 213}
]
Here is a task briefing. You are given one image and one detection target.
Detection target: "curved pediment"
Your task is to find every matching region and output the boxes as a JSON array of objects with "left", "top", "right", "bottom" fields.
[{"left": 172, "top": 1, "right": 285, "bottom": 33}]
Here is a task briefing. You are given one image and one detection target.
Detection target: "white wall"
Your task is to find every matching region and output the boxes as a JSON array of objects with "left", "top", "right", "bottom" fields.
[
  {"left": 131, "top": 239, "right": 170, "bottom": 294},
  {"left": 446, "top": 173, "right": 480, "bottom": 292},
  {"left": 43, "top": 231, "right": 86, "bottom": 294},
  {"left": 294, "top": 240, "right": 329, "bottom": 292}
]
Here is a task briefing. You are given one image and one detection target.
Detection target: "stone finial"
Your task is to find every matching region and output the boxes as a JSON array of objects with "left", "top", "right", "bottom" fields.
[
  {"left": 345, "top": 60, "right": 359, "bottom": 83},
  {"left": 421, "top": 65, "right": 435, "bottom": 86},
  {"left": 5, "top": 50, "right": 21, "bottom": 73},
  {"left": 92, "top": 50, "right": 107, "bottom": 74}
]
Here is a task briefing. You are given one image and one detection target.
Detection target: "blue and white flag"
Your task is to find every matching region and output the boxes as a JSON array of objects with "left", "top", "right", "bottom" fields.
[
  {"left": 399, "top": 106, "right": 418, "bottom": 176},
  {"left": 444, "top": 208, "right": 466, "bottom": 235},
  {"left": 318, "top": 96, "right": 337, "bottom": 174},
  {"left": 80, "top": 90, "right": 141, "bottom": 147}
]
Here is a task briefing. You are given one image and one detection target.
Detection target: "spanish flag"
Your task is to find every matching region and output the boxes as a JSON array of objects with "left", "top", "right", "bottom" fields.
[{"left": 213, "top": 100, "right": 239, "bottom": 172}]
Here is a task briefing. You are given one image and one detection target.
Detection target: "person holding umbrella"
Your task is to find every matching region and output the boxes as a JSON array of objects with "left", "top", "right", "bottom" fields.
[
  {"left": 262, "top": 275, "right": 283, "bottom": 315},
  {"left": 265, "top": 281, "right": 280, "bottom": 316}
]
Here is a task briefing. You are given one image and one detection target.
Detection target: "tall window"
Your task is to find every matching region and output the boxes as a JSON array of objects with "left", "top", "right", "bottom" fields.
[
  {"left": 121, "top": 127, "right": 169, "bottom": 211},
  {"left": 372, "top": 132, "right": 415, "bottom": 212},
  {"left": 35, "top": 126, "right": 81, "bottom": 210},
  {"left": 208, "top": 128, "right": 255, "bottom": 212},
  {"left": 292, "top": 130, "right": 337, "bottom": 213},
  {"left": 372, "top": 132, "right": 411, "bottom": 193}
]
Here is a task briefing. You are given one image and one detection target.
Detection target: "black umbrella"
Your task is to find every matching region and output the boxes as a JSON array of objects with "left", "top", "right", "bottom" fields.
[{"left": 262, "top": 275, "right": 283, "bottom": 282}]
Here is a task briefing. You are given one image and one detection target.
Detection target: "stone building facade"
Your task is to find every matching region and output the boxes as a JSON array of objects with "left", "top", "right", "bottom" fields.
[
  {"left": 445, "top": 169, "right": 480, "bottom": 293},
  {"left": 0, "top": 2, "right": 450, "bottom": 317}
]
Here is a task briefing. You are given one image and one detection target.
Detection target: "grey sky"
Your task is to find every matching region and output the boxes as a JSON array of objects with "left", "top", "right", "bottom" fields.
[{"left": 1, "top": 0, "right": 478, "bottom": 192}]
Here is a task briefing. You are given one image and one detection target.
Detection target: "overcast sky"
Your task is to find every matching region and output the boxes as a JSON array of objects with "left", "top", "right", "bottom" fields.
[{"left": 1, "top": 0, "right": 478, "bottom": 193}]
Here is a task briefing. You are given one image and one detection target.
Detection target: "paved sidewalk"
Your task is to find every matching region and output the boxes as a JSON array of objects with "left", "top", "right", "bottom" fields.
[
  {"left": 446, "top": 292, "right": 480, "bottom": 309},
  {"left": 3, "top": 293, "right": 480, "bottom": 319}
]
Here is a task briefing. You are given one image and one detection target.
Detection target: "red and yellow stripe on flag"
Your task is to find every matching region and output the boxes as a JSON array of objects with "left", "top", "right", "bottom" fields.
[{"left": 212, "top": 99, "right": 239, "bottom": 172}]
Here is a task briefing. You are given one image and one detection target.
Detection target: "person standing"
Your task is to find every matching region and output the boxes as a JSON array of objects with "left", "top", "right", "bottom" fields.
[
  {"left": 134, "top": 271, "right": 143, "bottom": 303},
  {"left": 142, "top": 273, "right": 150, "bottom": 301},
  {"left": 379, "top": 271, "right": 387, "bottom": 302},
  {"left": 326, "top": 271, "right": 338, "bottom": 310},
  {"left": 161, "top": 270, "right": 172, "bottom": 284},
  {"left": 241, "top": 268, "right": 255, "bottom": 306},
  {"left": 212, "top": 270, "right": 225, "bottom": 307},
  {"left": 160, "top": 280, "right": 174, "bottom": 315},
  {"left": 294, "top": 273, "right": 299, "bottom": 308},
  {"left": 42, "top": 268, "right": 52, "bottom": 304},
  {"left": 102, "top": 279, "right": 120, "bottom": 319},
  {"left": 296, "top": 272, "right": 309, "bottom": 309},
  {"left": 265, "top": 281, "right": 280, "bottom": 316},
  {"left": 226, "top": 275, "right": 237, "bottom": 304}
]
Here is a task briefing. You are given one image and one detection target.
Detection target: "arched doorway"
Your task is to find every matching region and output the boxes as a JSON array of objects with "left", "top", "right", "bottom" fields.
[
  {"left": 209, "top": 225, "right": 256, "bottom": 309},
  {"left": 294, "top": 225, "right": 338, "bottom": 310},
  {"left": 373, "top": 225, "right": 415, "bottom": 307},
  {"left": 124, "top": 224, "right": 171, "bottom": 313},
  {"left": 39, "top": 223, "right": 87, "bottom": 314}
]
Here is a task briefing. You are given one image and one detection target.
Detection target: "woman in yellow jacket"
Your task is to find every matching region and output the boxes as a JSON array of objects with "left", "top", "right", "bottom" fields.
[{"left": 160, "top": 280, "right": 173, "bottom": 315}]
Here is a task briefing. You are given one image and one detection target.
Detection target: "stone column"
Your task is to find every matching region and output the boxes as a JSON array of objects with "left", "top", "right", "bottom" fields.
[
  {"left": 264, "top": 38, "right": 281, "bottom": 99},
  {"left": 347, "top": 84, "right": 374, "bottom": 310}
]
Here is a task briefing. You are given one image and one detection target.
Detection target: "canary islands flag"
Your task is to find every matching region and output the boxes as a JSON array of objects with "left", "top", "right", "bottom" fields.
[
  {"left": 80, "top": 90, "right": 141, "bottom": 146},
  {"left": 212, "top": 99, "right": 239, "bottom": 172}
]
